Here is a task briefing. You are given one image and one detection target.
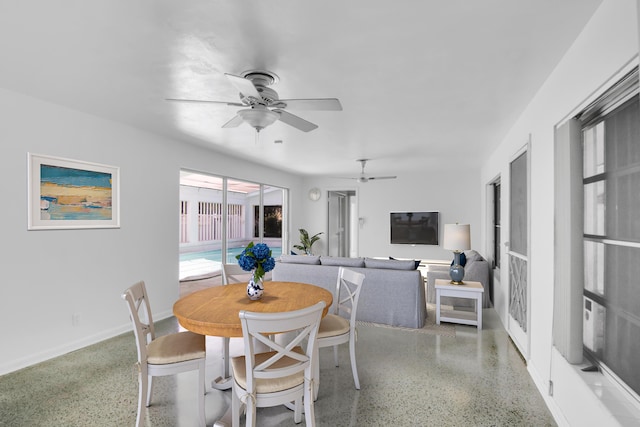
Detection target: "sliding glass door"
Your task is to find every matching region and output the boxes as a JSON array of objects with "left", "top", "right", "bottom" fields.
[{"left": 179, "top": 171, "right": 287, "bottom": 280}]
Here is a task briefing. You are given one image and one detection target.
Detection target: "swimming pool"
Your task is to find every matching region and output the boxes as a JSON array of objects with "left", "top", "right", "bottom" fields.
[
  {"left": 179, "top": 246, "right": 283, "bottom": 280},
  {"left": 180, "top": 247, "right": 283, "bottom": 263}
]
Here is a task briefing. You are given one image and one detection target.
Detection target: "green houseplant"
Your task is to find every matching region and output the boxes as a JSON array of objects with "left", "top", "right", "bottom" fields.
[{"left": 293, "top": 228, "right": 323, "bottom": 255}]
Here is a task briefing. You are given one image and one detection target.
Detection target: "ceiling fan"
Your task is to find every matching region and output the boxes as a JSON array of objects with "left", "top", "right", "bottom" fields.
[
  {"left": 338, "top": 159, "right": 397, "bottom": 183},
  {"left": 166, "top": 70, "right": 342, "bottom": 133}
]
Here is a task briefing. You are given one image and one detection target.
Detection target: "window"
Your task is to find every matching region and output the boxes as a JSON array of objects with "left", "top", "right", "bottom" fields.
[
  {"left": 254, "top": 205, "right": 282, "bottom": 238},
  {"left": 180, "top": 200, "right": 188, "bottom": 243},
  {"left": 179, "top": 171, "right": 287, "bottom": 273},
  {"left": 578, "top": 68, "right": 640, "bottom": 397}
]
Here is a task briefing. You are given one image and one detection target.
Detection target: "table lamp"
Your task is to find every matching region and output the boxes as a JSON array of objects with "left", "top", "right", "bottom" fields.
[{"left": 443, "top": 223, "right": 471, "bottom": 284}]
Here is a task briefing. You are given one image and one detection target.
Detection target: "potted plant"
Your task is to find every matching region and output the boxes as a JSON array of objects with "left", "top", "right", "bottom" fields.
[{"left": 293, "top": 228, "right": 323, "bottom": 255}]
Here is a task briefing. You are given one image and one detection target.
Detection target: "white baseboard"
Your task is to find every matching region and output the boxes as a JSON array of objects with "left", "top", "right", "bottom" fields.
[
  {"left": 528, "top": 362, "right": 569, "bottom": 427},
  {"left": 0, "top": 309, "right": 174, "bottom": 376}
]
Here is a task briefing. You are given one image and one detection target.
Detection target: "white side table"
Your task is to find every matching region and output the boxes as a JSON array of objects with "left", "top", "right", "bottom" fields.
[{"left": 435, "top": 278, "right": 484, "bottom": 329}]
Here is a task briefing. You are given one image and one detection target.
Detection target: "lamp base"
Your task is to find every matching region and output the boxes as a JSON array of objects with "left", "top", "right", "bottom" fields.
[{"left": 449, "top": 251, "right": 465, "bottom": 284}]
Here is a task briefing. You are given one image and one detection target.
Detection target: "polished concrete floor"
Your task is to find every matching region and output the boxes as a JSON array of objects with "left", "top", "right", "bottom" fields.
[{"left": 0, "top": 278, "right": 556, "bottom": 426}]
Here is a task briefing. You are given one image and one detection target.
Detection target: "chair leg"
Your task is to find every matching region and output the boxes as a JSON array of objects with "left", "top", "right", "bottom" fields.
[
  {"left": 293, "top": 395, "right": 303, "bottom": 423},
  {"left": 146, "top": 375, "right": 153, "bottom": 406},
  {"left": 304, "top": 379, "right": 316, "bottom": 427},
  {"left": 231, "top": 385, "right": 242, "bottom": 427},
  {"left": 333, "top": 345, "right": 339, "bottom": 366},
  {"left": 136, "top": 366, "right": 148, "bottom": 427},
  {"left": 349, "top": 337, "right": 360, "bottom": 390},
  {"left": 245, "top": 395, "right": 257, "bottom": 427},
  {"left": 198, "top": 362, "right": 206, "bottom": 427},
  {"left": 313, "top": 346, "right": 320, "bottom": 399}
]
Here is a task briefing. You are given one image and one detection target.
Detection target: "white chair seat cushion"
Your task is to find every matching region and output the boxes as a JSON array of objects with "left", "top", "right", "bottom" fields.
[
  {"left": 318, "top": 313, "right": 350, "bottom": 338},
  {"left": 231, "top": 347, "right": 305, "bottom": 393},
  {"left": 147, "top": 331, "right": 205, "bottom": 364}
]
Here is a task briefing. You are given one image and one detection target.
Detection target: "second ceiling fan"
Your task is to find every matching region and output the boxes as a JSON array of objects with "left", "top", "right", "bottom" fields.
[
  {"left": 166, "top": 70, "right": 342, "bottom": 133},
  {"left": 338, "top": 159, "right": 397, "bottom": 183}
]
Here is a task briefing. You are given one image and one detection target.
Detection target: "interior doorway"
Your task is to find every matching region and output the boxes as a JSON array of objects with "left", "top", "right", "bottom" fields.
[{"left": 327, "top": 190, "right": 358, "bottom": 257}]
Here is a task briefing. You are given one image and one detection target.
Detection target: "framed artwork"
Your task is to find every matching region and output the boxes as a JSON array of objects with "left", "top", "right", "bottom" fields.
[{"left": 28, "top": 153, "right": 120, "bottom": 230}]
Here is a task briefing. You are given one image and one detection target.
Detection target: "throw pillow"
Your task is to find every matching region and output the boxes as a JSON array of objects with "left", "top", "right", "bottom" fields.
[
  {"left": 320, "top": 256, "right": 365, "bottom": 267},
  {"left": 365, "top": 257, "right": 415, "bottom": 270},
  {"left": 465, "top": 250, "right": 482, "bottom": 262},
  {"left": 279, "top": 254, "right": 321, "bottom": 265},
  {"left": 389, "top": 256, "right": 421, "bottom": 270}
]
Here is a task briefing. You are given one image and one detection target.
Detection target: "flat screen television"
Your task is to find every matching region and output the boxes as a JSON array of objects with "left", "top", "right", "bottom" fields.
[{"left": 390, "top": 211, "right": 439, "bottom": 245}]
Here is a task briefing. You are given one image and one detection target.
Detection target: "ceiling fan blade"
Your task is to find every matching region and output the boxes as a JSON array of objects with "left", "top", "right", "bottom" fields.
[
  {"left": 225, "top": 73, "right": 261, "bottom": 100},
  {"left": 221, "top": 114, "right": 244, "bottom": 128},
  {"left": 368, "top": 176, "right": 397, "bottom": 180},
  {"left": 165, "top": 98, "right": 244, "bottom": 107},
  {"left": 278, "top": 98, "right": 343, "bottom": 111},
  {"left": 273, "top": 109, "right": 318, "bottom": 132}
]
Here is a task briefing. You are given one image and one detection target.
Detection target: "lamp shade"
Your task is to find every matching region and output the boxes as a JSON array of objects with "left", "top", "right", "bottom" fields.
[{"left": 443, "top": 223, "right": 471, "bottom": 251}]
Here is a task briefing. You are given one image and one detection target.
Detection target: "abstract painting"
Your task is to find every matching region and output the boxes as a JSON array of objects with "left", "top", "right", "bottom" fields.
[{"left": 28, "top": 153, "right": 120, "bottom": 230}]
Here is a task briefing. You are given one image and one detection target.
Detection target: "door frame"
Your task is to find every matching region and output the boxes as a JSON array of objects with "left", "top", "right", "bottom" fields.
[
  {"left": 506, "top": 137, "right": 532, "bottom": 360},
  {"left": 326, "top": 188, "right": 358, "bottom": 257}
]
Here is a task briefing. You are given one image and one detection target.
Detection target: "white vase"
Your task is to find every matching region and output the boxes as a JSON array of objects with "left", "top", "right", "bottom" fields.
[{"left": 247, "top": 275, "right": 264, "bottom": 300}]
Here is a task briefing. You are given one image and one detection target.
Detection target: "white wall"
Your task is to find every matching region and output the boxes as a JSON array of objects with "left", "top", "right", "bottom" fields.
[
  {"left": 480, "top": 0, "right": 639, "bottom": 425},
  {"left": 299, "top": 166, "right": 482, "bottom": 261},
  {"left": 0, "top": 88, "right": 302, "bottom": 374}
]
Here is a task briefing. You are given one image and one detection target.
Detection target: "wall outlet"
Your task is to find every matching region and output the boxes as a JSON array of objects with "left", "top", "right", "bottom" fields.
[{"left": 72, "top": 313, "right": 81, "bottom": 326}]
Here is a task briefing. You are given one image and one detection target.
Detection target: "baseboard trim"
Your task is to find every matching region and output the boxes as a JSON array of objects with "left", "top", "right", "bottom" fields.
[
  {"left": 528, "top": 362, "right": 569, "bottom": 427},
  {"left": 0, "top": 309, "right": 173, "bottom": 376}
]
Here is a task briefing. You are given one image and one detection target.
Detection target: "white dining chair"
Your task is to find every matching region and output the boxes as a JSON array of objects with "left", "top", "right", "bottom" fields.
[
  {"left": 231, "top": 301, "right": 325, "bottom": 427},
  {"left": 317, "top": 267, "right": 366, "bottom": 390},
  {"left": 121, "top": 281, "right": 206, "bottom": 427},
  {"left": 222, "top": 263, "right": 250, "bottom": 285}
]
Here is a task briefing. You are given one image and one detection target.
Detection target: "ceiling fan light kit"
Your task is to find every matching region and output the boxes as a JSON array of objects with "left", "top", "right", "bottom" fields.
[
  {"left": 237, "top": 108, "right": 279, "bottom": 132},
  {"left": 167, "top": 69, "right": 341, "bottom": 134}
]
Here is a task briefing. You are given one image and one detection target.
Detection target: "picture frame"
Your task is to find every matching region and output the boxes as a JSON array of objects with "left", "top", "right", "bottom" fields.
[{"left": 28, "top": 153, "right": 120, "bottom": 230}]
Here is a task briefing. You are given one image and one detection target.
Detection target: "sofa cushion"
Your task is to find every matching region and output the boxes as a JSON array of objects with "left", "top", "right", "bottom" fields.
[
  {"left": 364, "top": 257, "right": 415, "bottom": 270},
  {"left": 390, "top": 257, "right": 420, "bottom": 269},
  {"left": 279, "top": 254, "right": 321, "bottom": 265},
  {"left": 465, "top": 250, "right": 483, "bottom": 263},
  {"left": 320, "top": 256, "right": 365, "bottom": 267}
]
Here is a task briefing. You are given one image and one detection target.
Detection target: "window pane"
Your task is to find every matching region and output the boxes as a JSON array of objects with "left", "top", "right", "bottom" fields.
[
  {"left": 583, "top": 296, "right": 605, "bottom": 356},
  {"left": 583, "top": 122, "right": 605, "bottom": 178},
  {"left": 603, "top": 303, "right": 640, "bottom": 396},
  {"left": 606, "top": 96, "right": 640, "bottom": 171},
  {"left": 510, "top": 152, "right": 527, "bottom": 255},
  {"left": 605, "top": 244, "right": 640, "bottom": 314},
  {"left": 226, "top": 179, "right": 259, "bottom": 263},
  {"left": 584, "top": 181, "right": 605, "bottom": 236},
  {"left": 584, "top": 241, "right": 604, "bottom": 295},
  {"left": 606, "top": 169, "right": 640, "bottom": 241},
  {"left": 261, "top": 185, "right": 284, "bottom": 258}
]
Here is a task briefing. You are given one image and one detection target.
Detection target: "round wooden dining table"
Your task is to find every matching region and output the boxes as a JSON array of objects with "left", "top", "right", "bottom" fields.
[
  {"left": 173, "top": 281, "right": 333, "bottom": 338},
  {"left": 174, "top": 281, "right": 332, "bottom": 426}
]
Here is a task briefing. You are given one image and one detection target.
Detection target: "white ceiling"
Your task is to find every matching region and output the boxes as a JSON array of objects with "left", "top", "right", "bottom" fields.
[{"left": 0, "top": 0, "right": 603, "bottom": 178}]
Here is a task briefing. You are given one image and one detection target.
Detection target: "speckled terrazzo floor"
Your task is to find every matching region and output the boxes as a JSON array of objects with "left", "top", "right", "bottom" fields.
[{"left": 0, "top": 301, "right": 556, "bottom": 426}]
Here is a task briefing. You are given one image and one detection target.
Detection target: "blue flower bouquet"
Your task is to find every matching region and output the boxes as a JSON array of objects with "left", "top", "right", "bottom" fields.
[{"left": 236, "top": 242, "right": 276, "bottom": 282}]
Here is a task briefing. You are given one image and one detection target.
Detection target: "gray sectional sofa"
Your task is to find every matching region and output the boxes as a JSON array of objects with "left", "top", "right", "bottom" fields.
[
  {"left": 272, "top": 255, "right": 426, "bottom": 328},
  {"left": 425, "top": 250, "right": 491, "bottom": 308}
]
